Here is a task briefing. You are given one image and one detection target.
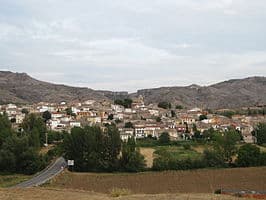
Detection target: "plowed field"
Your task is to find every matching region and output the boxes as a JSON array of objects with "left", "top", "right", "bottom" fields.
[{"left": 49, "top": 167, "right": 266, "bottom": 194}]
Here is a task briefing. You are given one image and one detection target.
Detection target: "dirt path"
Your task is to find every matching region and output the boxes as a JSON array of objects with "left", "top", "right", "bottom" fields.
[
  {"left": 0, "top": 188, "right": 252, "bottom": 200},
  {"left": 140, "top": 148, "right": 155, "bottom": 168}
]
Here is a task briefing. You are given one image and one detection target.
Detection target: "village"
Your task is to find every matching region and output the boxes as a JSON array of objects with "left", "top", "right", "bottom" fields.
[{"left": 1, "top": 95, "right": 265, "bottom": 144}]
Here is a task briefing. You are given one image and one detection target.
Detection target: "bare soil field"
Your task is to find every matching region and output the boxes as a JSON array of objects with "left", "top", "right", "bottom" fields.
[
  {"left": 140, "top": 147, "right": 155, "bottom": 168},
  {"left": 48, "top": 167, "right": 266, "bottom": 194},
  {"left": 0, "top": 188, "right": 254, "bottom": 200}
]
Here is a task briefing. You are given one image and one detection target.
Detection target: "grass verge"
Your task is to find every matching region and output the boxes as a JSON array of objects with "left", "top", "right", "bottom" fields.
[{"left": 0, "top": 174, "right": 31, "bottom": 188}]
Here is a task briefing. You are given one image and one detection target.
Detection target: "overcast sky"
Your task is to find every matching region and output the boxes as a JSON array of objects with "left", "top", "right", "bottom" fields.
[{"left": 1, "top": 0, "right": 266, "bottom": 92}]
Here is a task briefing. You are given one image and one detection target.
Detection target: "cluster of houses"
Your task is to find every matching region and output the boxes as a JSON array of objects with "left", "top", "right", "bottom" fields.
[{"left": 0, "top": 96, "right": 265, "bottom": 144}]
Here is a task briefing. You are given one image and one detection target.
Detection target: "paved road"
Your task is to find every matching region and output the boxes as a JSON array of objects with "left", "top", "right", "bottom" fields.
[{"left": 14, "top": 157, "right": 67, "bottom": 188}]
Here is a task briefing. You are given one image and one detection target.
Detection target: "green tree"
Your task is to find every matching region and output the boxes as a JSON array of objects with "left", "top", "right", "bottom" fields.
[
  {"left": 158, "top": 132, "right": 170, "bottom": 145},
  {"left": 199, "top": 114, "right": 207, "bottom": 121},
  {"left": 0, "top": 114, "right": 13, "bottom": 147},
  {"left": 114, "top": 99, "right": 133, "bottom": 108},
  {"left": 42, "top": 111, "right": 51, "bottom": 122},
  {"left": 0, "top": 149, "right": 16, "bottom": 172},
  {"left": 156, "top": 117, "right": 161, "bottom": 122},
  {"left": 107, "top": 114, "right": 114, "bottom": 120},
  {"left": 120, "top": 137, "right": 146, "bottom": 172},
  {"left": 21, "top": 108, "right": 29, "bottom": 115},
  {"left": 236, "top": 144, "right": 260, "bottom": 167},
  {"left": 212, "top": 130, "right": 241, "bottom": 164},
  {"left": 22, "top": 114, "right": 47, "bottom": 147},
  {"left": 65, "top": 107, "right": 76, "bottom": 116},
  {"left": 125, "top": 122, "right": 134, "bottom": 128},
  {"left": 171, "top": 110, "right": 176, "bottom": 118},
  {"left": 202, "top": 128, "right": 217, "bottom": 141},
  {"left": 123, "top": 99, "right": 133, "bottom": 108},
  {"left": 10, "top": 118, "right": 16, "bottom": 123},
  {"left": 63, "top": 125, "right": 121, "bottom": 172},
  {"left": 253, "top": 123, "right": 266, "bottom": 145},
  {"left": 114, "top": 99, "right": 124, "bottom": 106},
  {"left": 0, "top": 134, "right": 45, "bottom": 174},
  {"left": 219, "top": 110, "right": 235, "bottom": 119},
  {"left": 0, "top": 114, "right": 47, "bottom": 174},
  {"left": 158, "top": 102, "right": 171, "bottom": 109},
  {"left": 203, "top": 149, "right": 225, "bottom": 168},
  {"left": 192, "top": 124, "right": 201, "bottom": 139},
  {"left": 175, "top": 105, "right": 183, "bottom": 109}
]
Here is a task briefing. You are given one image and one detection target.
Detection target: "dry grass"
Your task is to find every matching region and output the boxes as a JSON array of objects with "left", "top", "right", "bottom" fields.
[
  {"left": 140, "top": 147, "right": 155, "bottom": 168},
  {"left": 48, "top": 167, "right": 266, "bottom": 194},
  {"left": 109, "top": 188, "right": 132, "bottom": 197},
  {"left": 0, "top": 188, "right": 254, "bottom": 200}
]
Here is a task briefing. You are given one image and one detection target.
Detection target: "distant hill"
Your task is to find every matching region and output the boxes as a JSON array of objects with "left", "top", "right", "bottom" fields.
[
  {"left": 0, "top": 71, "right": 265, "bottom": 109},
  {"left": 0, "top": 71, "right": 123, "bottom": 104},
  {"left": 131, "top": 77, "right": 266, "bottom": 109}
]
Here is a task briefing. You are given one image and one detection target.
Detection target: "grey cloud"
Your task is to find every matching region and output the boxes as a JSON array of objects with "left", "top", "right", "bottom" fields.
[{"left": 0, "top": 0, "right": 266, "bottom": 92}]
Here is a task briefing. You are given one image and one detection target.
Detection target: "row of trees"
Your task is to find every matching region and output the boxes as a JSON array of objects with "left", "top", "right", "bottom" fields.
[
  {"left": 63, "top": 125, "right": 145, "bottom": 172},
  {"left": 157, "top": 102, "right": 184, "bottom": 110},
  {"left": 153, "top": 128, "right": 266, "bottom": 171},
  {"left": 0, "top": 114, "right": 48, "bottom": 174},
  {"left": 114, "top": 99, "right": 133, "bottom": 108}
]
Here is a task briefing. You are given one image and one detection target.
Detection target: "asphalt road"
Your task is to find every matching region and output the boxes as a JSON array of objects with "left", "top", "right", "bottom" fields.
[{"left": 15, "top": 157, "right": 67, "bottom": 188}]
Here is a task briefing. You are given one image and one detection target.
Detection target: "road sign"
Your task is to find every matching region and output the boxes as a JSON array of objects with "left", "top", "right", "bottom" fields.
[{"left": 67, "top": 160, "right": 74, "bottom": 166}]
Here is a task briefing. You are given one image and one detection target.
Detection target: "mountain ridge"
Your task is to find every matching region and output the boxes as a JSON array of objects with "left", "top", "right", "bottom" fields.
[{"left": 0, "top": 71, "right": 265, "bottom": 109}]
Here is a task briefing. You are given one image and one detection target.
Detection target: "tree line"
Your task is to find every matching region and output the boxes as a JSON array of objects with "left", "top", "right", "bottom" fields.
[
  {"left": 63, "top": 125, "right": 145, "bottom": 172},
  {"left": 153, "top": 127, "right": 266, "bottom": 171},
  {"left": 0, "top": 113, "right": 48, "bottom": 174}
]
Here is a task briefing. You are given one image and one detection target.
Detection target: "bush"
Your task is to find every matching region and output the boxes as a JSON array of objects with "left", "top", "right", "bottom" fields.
[
  {"left": 158, "top": 102, "right": 171, "bottom": 109},
  {"left": 199, "top": 115, "right": 207, "bottom": 121},
  {"left": 203, "top": 150, "right": 226, "bottom": 168},
  {"left": 110, "top": 188, "right": 131, "bottom": 197},
  {"left": 236, "top": 144, "right": 260, "bottom": 167},
  {"left": 183, "top": 144, "right": 191, "bottom": 150},
  {"left": 176, "top": 105, "right": 183, "bottom": 109},
  {"left": 259, "top": 152, "right": 266, "bottom": 165},
  {"left": 214, "top": 189, "right": 222, "bottom": 194},
  {"left": 236, "top": 144, "right": 266, "bottom": 167},
  {"left": 152, "top": 148, "right": 206, "bottom": 171},
  {"left": 158, "top": 132, "right": 170, "bottom": 145},
  {"left": 153, "top": 156, "right": 206, "bottom": 171},
  {"left": 253, "top": 123, "right": 266, "bottom": 145}
]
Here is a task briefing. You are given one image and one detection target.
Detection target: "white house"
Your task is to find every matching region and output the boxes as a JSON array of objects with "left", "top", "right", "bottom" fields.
[
  {"left": 111, "top": 104, "right": 124, "bottom": 113},
  {"left": 119, "top": 128, "right": 135, "bottom": 141},
  {"left": 51, "top": 112, "right": 64, "bottom": 119},
  {"left": 149, "top": 109, "right": 159, "bottom": 116},
  {"left": 70, "top": 121, "right": 81, "bottom": 128},
  {"left": 15, "top": 113, "right": 25, "bottom": 124}
]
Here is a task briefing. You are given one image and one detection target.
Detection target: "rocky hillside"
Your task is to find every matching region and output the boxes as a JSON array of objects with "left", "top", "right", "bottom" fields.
[
  {"left": 0, "top": 71, "right": 265, "bottom": 109},
  {"left": 0, "top": 71, "right": 116, "bottom": 104},
  {"left": 132, "top": 77, "right": 266, "bottom": 109}
]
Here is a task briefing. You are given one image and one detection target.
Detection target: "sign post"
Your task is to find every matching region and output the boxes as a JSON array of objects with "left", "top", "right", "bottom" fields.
[{"left": 67, "top": 160, "right": 74, "bottom": 172}]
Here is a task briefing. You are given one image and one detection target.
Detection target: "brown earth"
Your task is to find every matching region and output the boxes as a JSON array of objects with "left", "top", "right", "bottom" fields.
[
  {"left": 0, "top": 188, "right": 254, "bottom": 200},
  {"left": 140, "top": 148, "right": 155, "bottom": 168},
  {"left": 48, "top": 167, "right": 266, "bottom": 194}
]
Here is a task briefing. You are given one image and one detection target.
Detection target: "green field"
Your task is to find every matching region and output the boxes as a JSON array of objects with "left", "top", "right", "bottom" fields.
[
  {"left": 0, "top": 174, "right": 31, "bottom": 188},
  {"left": 154, "top": 146, "right": 201, "bottom": 160}
]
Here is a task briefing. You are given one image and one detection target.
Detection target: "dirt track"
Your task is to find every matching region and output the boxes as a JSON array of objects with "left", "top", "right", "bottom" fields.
[
  {"left": 0, "top": 188, "right": 253, "bottom": 200},
  {"left": 49, "top": 167, "right": 266, "bottom": 194}
]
